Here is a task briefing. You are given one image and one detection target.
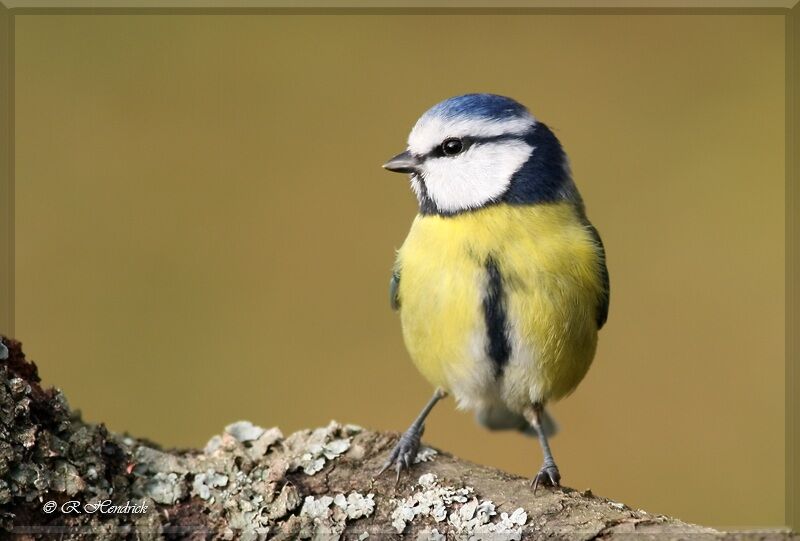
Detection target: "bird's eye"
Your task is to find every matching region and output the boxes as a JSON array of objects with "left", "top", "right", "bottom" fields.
[{"left": 441, "top": 137, "right": 464, "bottom": 156}]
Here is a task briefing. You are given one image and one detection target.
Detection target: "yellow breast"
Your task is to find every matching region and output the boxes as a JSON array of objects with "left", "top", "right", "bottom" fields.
[{"left": 395, "top": 202, "right": 605, "bottom": 410}]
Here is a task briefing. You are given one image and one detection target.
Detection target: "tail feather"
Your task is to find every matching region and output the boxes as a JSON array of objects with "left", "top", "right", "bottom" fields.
[{"left": 476, "top": 404, "right": 559, "bottom": 438}]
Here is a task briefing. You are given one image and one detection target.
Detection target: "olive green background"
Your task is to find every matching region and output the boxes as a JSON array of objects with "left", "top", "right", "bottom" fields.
[{"left": 1, "top": 12, "right": 788, "bottom": 528}]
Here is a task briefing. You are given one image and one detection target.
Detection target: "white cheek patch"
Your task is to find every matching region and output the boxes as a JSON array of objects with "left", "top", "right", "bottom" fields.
[
  {"left": 409, "top": 175, "right": 424, "bottom": 200},
  {"left": 408, "top": 115, "right": 535, "bottom": 156},
  {"left": 421, "top": 140, "right": 533, "bottom": 213}
]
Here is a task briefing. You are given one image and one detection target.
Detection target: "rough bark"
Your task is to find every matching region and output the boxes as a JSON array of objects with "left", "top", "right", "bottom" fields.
[{"left": 0, "top": 336, "right": 794, "bottom": 540}]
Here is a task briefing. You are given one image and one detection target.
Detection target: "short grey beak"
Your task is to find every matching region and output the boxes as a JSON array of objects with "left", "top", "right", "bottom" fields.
[{"left": 383, "top": 151, "right": 420, "bottom": 174}]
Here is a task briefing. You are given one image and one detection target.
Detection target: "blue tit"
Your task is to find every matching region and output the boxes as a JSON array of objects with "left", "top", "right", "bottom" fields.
[{"left": 379, "top": 94, "right": 609, "bottom": 491}]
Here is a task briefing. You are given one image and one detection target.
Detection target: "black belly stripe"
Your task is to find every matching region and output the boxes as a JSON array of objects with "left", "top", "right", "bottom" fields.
[{"left": 483, "top": 257, "right": 511, "bottom": 375}]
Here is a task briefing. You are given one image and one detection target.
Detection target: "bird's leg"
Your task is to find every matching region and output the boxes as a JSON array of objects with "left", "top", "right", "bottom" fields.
[
  {"left": 525, "top": 403, "right": 561, "bottom": 493},
  {"left": 377, "top": 388, "right": 447, "bottom": 482}
]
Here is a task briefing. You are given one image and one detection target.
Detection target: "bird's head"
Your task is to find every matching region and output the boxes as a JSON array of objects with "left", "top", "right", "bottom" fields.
[{"left": 383, "top": 93, "right": 579, "bottom": 216}]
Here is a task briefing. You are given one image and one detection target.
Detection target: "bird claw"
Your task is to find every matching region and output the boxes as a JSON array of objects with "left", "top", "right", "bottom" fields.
[
  {"left": 376, "top": 424, "right": 423, "bottom": 484},
  {"left": 531, "top": 461, "right": 561, "bottom": 494}
]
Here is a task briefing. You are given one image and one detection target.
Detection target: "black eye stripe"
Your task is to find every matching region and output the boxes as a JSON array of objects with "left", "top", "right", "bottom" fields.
[{"left": 425, "top": 133, "right": 526, "bottom": 159}]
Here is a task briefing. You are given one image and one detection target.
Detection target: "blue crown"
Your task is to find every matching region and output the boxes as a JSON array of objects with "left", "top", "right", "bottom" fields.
[{"left": 422, "top": 94, "right": 529, "bottom": 122}]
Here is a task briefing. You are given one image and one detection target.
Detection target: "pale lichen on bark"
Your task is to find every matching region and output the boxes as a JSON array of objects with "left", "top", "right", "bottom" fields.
[{"left": 0, "top": 336, "right": 795, "bottom": 540}]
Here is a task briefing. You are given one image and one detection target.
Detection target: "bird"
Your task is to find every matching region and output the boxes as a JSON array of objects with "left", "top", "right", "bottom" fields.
[{"left": 379, "top": 93, "right": 609, "bottom": 491}]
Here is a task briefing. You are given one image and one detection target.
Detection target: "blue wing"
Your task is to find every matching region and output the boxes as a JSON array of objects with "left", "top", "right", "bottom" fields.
[
  {"left": 389, "top": 270, "right": 401, "bottom": 311},
  {"left": 586, "top": 223, "right": 610, "bottom": 329}
]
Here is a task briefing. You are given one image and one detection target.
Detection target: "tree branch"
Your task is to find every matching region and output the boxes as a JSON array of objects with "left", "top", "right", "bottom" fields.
[{"left": 0, "top": 336, "right": 792, "bottom": 540}]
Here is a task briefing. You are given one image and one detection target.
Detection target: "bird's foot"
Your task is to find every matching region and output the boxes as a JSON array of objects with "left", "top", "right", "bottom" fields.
[
  {"left": 531, "top": 458, "right": 560, "bottom": 494},
  {"left": 376, "top": 424, "right": 424, "bottom": 483}
]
